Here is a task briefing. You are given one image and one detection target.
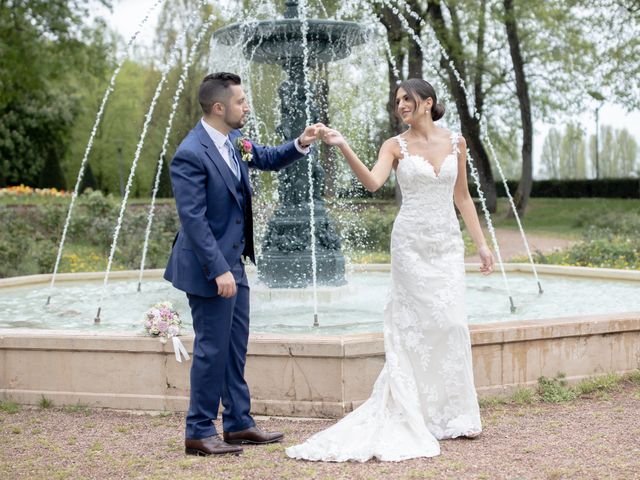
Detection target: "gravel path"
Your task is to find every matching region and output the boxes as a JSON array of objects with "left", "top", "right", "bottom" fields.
[
  {"left": 465, "top": 228, "right": 575, "bottom": 263},
  {"left": 2, "top": 384, "right": 639, "bottom": 480}
]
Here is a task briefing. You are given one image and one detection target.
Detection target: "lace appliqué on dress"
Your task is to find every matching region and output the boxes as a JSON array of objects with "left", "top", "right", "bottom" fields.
[{"left": 285, "top": 131, "right": 481, "bottom": 462}]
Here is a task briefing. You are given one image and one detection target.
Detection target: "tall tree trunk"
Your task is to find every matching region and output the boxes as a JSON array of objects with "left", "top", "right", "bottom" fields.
[
  {"left": 504, "top": 0, "right": 532, "bottom": 216},
  {"left": 474, "top": 0, "right": 487, "bottom": 117},
  {"left": 427, "top": 0, "right": 497, "bottom": 212},
  {"left": 375, "top": 5, "right": 407, "bottom": 205},
  {"left": 407, "top": 7, "right": 423, "bottom": 78}
]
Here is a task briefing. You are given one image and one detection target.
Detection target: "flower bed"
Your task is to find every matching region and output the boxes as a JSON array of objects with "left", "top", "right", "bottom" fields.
[{"left": 0, "top": 185, "right": 69, "bottom": 197}]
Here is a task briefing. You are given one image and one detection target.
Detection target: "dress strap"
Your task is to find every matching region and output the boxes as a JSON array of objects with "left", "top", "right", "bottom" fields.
[
  {"left": 450, "top": 132, "right": 460, "bottom": 158},
  {"left": 395, "top": 135, "right": 410, "bottom": 159}
]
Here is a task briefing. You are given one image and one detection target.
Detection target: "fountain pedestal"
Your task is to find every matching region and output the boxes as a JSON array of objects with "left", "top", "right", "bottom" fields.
[{"left": 214, "top": 0, "right": 367, "bottom": 288}]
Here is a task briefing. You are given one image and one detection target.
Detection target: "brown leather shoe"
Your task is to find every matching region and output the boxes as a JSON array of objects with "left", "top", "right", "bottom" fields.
[
  {"left": 223, "top": 426, "right": 284, "bottom": 445},
  {"left": 185, "top": 435, "right": 243, "bottom": 456}
]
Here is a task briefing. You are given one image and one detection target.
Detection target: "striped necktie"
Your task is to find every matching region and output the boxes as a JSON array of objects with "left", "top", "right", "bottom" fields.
[{"left": 224, "top": 138, "right": 241, "bottom": 180}]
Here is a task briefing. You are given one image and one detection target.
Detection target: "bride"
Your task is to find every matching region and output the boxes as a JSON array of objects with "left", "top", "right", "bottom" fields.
[{"left": 286, "top": 78, "right": 495, "bottom": 462}]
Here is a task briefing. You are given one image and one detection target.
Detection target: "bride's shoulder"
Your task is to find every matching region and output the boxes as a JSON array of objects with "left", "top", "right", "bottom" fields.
[
  {"left": 379, "top": 136, "right": 403, "bottom": 159},
  {"left": 381, "top": 136, "right": 403, "bottom": 150},
  {"left": 440, "top": 129, "right": 466, "bottom": 148}
]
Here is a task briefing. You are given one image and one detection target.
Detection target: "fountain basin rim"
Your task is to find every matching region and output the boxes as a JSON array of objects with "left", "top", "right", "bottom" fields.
[
  {"left": 2, "top": 311, "right": 639, "bottom": 353},
  {"left": 213, "top": 18, "right": 368, "bottom": 45},
  {"left": 2, "top": 263, "right": 639, "bottom": 289},
  {"left": 3, "top": 267, "right": 639, "bottom": 417}
]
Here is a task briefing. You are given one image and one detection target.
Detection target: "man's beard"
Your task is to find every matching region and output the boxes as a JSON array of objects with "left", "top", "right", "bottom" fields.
[{"left": 226, "top": 113, "right": 247, "bottom": 130}]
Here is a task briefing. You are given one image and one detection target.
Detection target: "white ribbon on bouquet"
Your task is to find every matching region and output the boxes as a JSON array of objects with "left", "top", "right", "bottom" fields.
[{"left": 169, "top": 336, "right": 190, "bottom": 363}]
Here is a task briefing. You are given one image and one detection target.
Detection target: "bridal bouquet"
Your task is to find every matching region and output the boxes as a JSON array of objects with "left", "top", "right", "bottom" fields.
[{"left": 143, "top": 302, "right": 189, "bottom": 362}]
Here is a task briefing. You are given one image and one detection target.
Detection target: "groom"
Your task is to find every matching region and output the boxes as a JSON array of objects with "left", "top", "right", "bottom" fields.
[{"left": 164, "top": 72, "right": 321, "bottom": 456}]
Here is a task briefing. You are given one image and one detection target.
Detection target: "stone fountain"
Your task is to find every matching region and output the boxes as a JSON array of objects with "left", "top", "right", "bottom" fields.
[{"left": 214, "top": 0, "right": 367, "bottom": 287}]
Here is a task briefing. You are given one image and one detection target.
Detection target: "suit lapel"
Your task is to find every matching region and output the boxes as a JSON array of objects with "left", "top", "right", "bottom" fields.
[
  {"left": 229, "top": 131, "right": 252, "bottom": 194},
  {"left": 195, "top": 123, "right": 242, "bottom": 208}
]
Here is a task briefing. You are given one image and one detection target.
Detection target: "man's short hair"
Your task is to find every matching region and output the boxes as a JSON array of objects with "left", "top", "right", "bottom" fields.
[{"left": 199, "top": 72, "right": 242, "bottom": 115}]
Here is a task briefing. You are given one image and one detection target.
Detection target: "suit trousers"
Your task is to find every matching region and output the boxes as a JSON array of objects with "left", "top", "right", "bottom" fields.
[{"left": 185, "top": 272, "right": 255, "bottom": 439}]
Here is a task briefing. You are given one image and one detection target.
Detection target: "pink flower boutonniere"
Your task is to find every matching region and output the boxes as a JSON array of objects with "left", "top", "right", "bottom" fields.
[{"left": 236, "top": 137, "right": 253, "bottom": 162}]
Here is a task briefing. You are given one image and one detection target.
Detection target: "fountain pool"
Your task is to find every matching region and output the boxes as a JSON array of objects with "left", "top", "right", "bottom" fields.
[
  {"left": 1, "top": 264, "right": 639, "bottom": 417},
  {"left": 2, "top": 265, "right": 640, "bottom": 335}
]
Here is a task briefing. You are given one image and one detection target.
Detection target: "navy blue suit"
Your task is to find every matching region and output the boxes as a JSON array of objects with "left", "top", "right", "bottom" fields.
[{"left": 164, "top": 121, "right": 305, "bottom": 439}]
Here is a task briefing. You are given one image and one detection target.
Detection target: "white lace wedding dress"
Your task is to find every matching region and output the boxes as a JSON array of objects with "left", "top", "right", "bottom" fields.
[{"left": 285, "top": 131, "right": 482, "bottom": 462}]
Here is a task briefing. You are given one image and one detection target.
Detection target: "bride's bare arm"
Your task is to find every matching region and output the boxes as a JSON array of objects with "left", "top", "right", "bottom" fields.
[
  {"left": 453, "top": 135, "right": 495, "bottom": 274},
  {"left": 323, "top": 128, "right": 396, "bottom": 192}
]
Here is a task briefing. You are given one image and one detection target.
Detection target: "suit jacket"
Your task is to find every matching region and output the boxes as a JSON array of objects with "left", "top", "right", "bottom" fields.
[{"left": 164, "top": 121, "right": 305, "bottom": 297}]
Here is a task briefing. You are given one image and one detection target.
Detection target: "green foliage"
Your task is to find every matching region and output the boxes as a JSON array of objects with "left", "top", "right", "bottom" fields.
[
  {"left": 0, "top": 0, "right": 112, "bottom": 188},
  {"left": 477, "top": 395, "right": 508, "bottom": 408},
  {"left": 623, "top": 370, "right": 640, "bottom": 386},
  {"left": 540, "top": 123, "right": 588, "bottom": 180},
  {"left": 0, "top": 190, "right": 179, "bottom": 278},
  {"left": 589, "top": 126, "right": 639, "bottom": 178},
  {"left": 497, "top": 179, "right": 640, "bottom": 199},
  {"left": 533, "top": 210, "right": 640, "bottom": 269},
  {"left": 537, "top": 373, "right": 578, "bottom": 403},
  {"left": 334, "top": 204, "right": 397, "bottom": 256},
  {"left": 511, "top": 387, "right": 536, "bottom": 405},
  {"left": 0, "top": 92, "right": 76, "bottom": 187},
  {"left": 0, "top": 400, "right": 21, "bottom": 414},
  {"left": 64, "top": 403, "right": 90, "bottom": 414},
  {"left": 576, "top": 374, "right": 621, "bottom": 396},
  {"left": 541, "top": 124, "right": 638, "bottom": 180},
  {"left": 38, "top": 396, "right": 53, "bottom": 409}
]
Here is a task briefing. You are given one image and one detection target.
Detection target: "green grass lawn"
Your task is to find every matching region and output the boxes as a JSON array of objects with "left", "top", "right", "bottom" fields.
[{"left": 491, "top": 197, "right": 640, "bottom": 238}]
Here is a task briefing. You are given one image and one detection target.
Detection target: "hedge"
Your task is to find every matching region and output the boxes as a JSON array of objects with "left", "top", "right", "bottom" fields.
[{"left": 495, "top": 179, "right": 640, "bottom": 198}]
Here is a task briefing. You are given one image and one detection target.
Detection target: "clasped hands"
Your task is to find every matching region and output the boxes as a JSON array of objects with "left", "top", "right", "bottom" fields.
[{"left": 298, "top": 123, "right": 346, "bottom": 148}]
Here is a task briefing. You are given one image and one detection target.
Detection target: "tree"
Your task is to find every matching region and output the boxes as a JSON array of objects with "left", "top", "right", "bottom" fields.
[
  {"left": 0, "top": 0, "right": 111, "bottom": 187},
  {"left": 502, "top": 0, "right": 532, "bottom": 214},
  {"left": 614, "top": 129, "right": 639, "bottom": 176},
  {"left": 590, "top": 127, "right": 639, "bottom": 178},
  {"left": 406, "top": 0, "right": 499, "bottom": 212},
  {"left": 559, "top": 123, "right": 587, "bottom": 179},
  {"left": 540, "top": 128, "right": 562, "bottom": 179},
  {"left": 540, "top": 124, "right": 590, "bottom": 180}
]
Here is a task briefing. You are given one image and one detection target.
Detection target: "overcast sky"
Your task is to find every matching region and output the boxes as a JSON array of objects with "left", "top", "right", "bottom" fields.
[{"left": 100, "top": 0, "right": 640, "bottom": 175}]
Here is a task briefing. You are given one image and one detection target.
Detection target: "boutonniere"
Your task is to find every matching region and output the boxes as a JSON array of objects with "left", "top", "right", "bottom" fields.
[{"left": 236, "top": 137, "right": 253, "bottom": 162}]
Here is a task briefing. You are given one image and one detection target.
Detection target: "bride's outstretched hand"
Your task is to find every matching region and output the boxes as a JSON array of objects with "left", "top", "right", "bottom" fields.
[
  {"left": 479, "top": 245, "right": 494, "bottom": 275},
  {"left": 318, "top": 126, "right": 346, "bottom": 147}
]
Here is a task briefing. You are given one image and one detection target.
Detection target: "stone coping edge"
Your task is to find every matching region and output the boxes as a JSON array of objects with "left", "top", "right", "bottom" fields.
[
  {"left": 2, "top": 264, "right": 638, "bottom": 288},
  {"left": 2, "top": 311, "right": 638, "bottom": 356}
]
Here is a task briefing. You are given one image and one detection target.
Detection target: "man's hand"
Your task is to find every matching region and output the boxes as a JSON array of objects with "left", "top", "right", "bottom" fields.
[
  {"left": 317, "top": 126, "right": 346, "bottom": 147},
  {"left": 215, "top": 271, "right": 237, "bottom": 298},
  {"left": 297, "top": 123, "right": 325, "bottom": 148}
]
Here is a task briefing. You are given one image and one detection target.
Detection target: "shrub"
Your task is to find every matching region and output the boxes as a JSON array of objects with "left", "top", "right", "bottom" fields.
[
  {"left": 0, "top": 190, "right": 179, "bottom": 278},
  {"left": 576, "top": 374, "right": 621, "bottom": 395},
  {"left": 511, "top": 387, "right": 536, "bottom": 405},
  {"left": 533, "top": 211, "right": 640, "bottom": 270},
  {"left": 537, "top": 373, "right": 578, "bottom": 403},
  {"left": 0, "top": 400, "right": 21, "bottom": 414}
]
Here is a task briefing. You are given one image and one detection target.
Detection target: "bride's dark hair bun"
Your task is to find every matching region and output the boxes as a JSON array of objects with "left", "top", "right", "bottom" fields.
[
  {"left": 395, "top": 78, "right": 445, "bottom": 122},
  {"left": 432, "top": 103, "right": 445, "bottom": 121}
]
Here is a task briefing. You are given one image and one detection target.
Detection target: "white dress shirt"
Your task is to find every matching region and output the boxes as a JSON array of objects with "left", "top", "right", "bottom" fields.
[{"left": 200, "top": 118, "right": 310, "bottom": 172}]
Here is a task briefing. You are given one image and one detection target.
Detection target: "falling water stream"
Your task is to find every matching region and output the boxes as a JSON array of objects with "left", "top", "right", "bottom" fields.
[
  {"left": 46, "top": 0, "right": 167, "bottom": 306},
  {"left": 298, "top": 0, "right": 321, "bottom": 326},
  {"left": 47, "top": 0, "right": 547, "bottom": 325},
  {"left": 96, "top": 7, "right": 217, "bottom": 322}
]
